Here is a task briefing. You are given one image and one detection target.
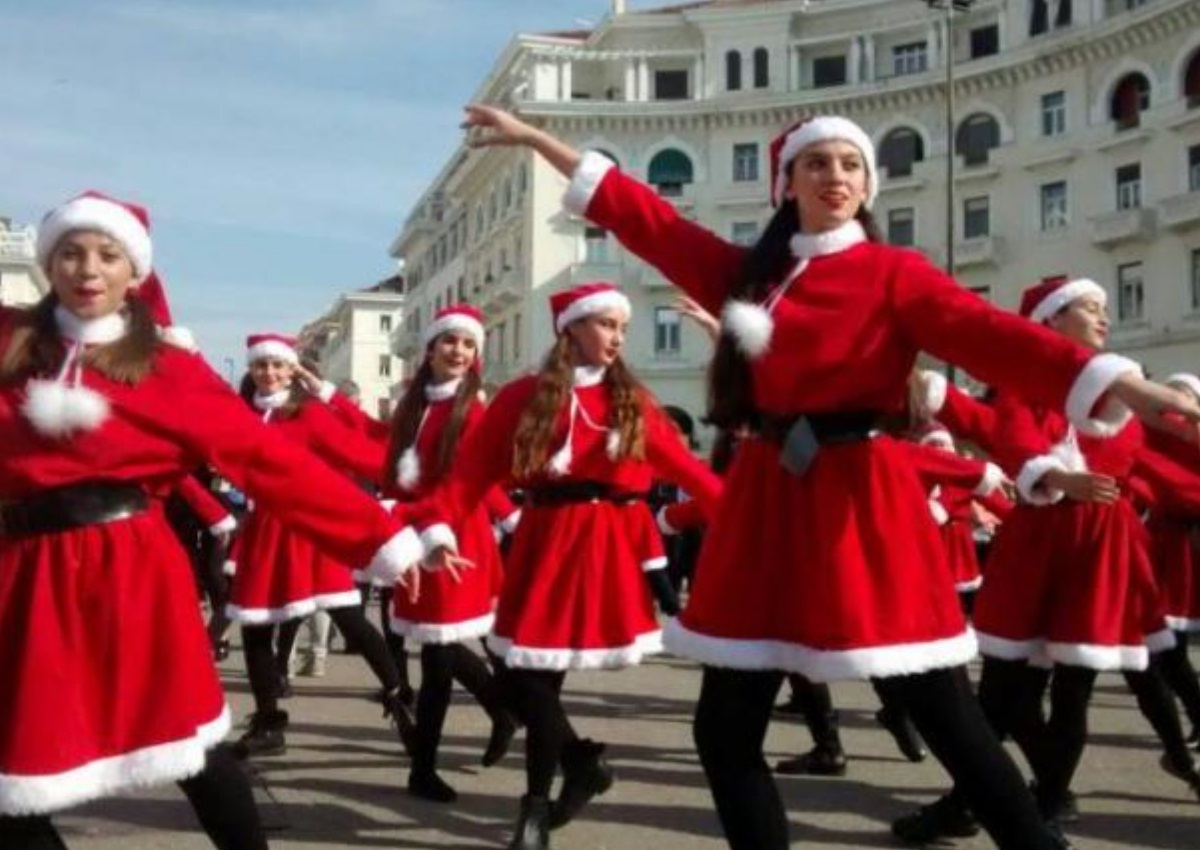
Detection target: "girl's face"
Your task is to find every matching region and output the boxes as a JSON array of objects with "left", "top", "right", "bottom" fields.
[
  {"left": 427, "top": 330, "right": 478, "bottom": 382},
  {"left": 1048, "top": 296, "right": 1109, "bottom": 351},
  {"left": 785, "top": 140, "right": 869, "bottom": 233},
  {"left": 567, "top": 309, "right": 628, "bottom": 368},
  {"left": 249, "top": 357, "right": 296, "bottom": 395},
  {"left": 48, "top": 230, "right": 137, "bottom": 320}
]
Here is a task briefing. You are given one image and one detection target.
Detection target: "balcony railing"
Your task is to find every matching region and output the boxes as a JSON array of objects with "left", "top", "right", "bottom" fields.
[
  {"left": 1087, "top": 207, "right": 1156, "bottom": 248},
  {"left": 0, "top": 227, "right": 36, "bottom": 261},
  {"left": 954, "top": 235, "right": 1003, "bottom": 268},
  {"left": 1159, "top": 190, "right": 1200, "bottom": 231}
]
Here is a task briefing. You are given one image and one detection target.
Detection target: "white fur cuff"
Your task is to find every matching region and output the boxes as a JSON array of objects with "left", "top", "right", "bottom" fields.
[
  {"left": 419, "top": 523, "right": 458, "bottom": 556},
  {"left": 365, "top": 527, "right": 423, "bottom": 584},
  {"left": 973, "top": 462, "right": 1006, "bottom": 497},
  {"left": 922, "top": 370, "right": 948, "bottom": 416},
  {"left": 563, "top": 151, "right": 616, "bottom": 217},
  {"left": 1015, "top": 455, "right": 1069, "bottom": 505},
  {"left": 209, "top": 516, "right": 237, "bottom": 536},
  {"left": 1066, "top": 353, "right": 1141, "bottom": 437}
]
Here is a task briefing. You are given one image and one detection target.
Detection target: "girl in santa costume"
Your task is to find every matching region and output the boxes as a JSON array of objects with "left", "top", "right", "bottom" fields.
[
  {"left": 227, "top": 334, "right": 419, "bottom": 758},
  {"left": 0, "top": 192, "right": 421, "bottom": 850},
  {"left": 411, "top": 283, "right": 721, "bottom": 849},
  {"left": 383, "top": 304, "right": 517, "bottom": 803},
  {"left": 462, "top": 105, "right": 1200, "bottom": 850},
  {"left": 897, "top": 278, "right": 1200, "bottom": 845}
]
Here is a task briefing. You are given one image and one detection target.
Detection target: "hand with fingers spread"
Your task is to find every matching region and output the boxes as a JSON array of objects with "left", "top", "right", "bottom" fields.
[
  {"left": 1109, "top": 374, "right": 1200, "bottom": 442},
  {"left": 674, "top": 295, "right": 720, "bottom": 344},
  {"left": 1043, "top": 470, "right": 1120, "bottom": 505},
  {"left": 462, "top": 103, "right": 582, "bottom": 177}
]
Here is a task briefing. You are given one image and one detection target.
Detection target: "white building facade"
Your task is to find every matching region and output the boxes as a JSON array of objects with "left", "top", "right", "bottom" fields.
[
  {"left": 0, "top": 218, "right": 48, "bottom": 307},
  {"left": 391, "top": 0, "right": 1200, "bottom": 443}
]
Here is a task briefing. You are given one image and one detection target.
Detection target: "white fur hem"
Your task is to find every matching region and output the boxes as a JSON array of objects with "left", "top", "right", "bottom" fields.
[
  {"left": 955, "top": 576, "right": 983, "bottom": 593},
  {"left": 1066, "top": 353, "right": 1141, "bottom": 437},
  {"left": 366, "top": 526, "right": 423, "bottom": 583},
  {"left": 487, "top": 630, "right": 663, "bottom": 671},
  {"left": 562, "top": 150, "right": 616, "bottom": 216},
  {"left": 1045, "top": 640, "right": 1149, "bottom": 671},
  {"left": 922, "top": 370, "right": 948, "bottom": 416},
  {"left": 419, "top": 523, "right": 458, "bottom": 556},
  {"left": 1145, "top": 627, "right": 1177, "bottom": 653},
  {"left": 226, "top": 590, "right": 362, "bottom": 625},
  {"left": 389, "top": 612, "right": 496, "bottom": 644},
  {"left": 663, "top": 620, "right": 977, "bottom": 682},
  {"left": 1015, "top": 455, "right": 1069, "bottom": 505},
  {"left": 221, "top": 559, "right": 237, "bottom": 577},
  {"left": 0, "top": 705, "right": 230, "bottom": 816},
  {"left": 1165, "top": 616, "right": 1200, "bottom": 633},
  {"left": 977, "top": 632, "right": 1046, "bottom": 661},
  {"left": 642, "top": 556, "right": 668, "bottom": 572},
  {"left": 208, "top": 515, "right": 237, "bottom": 536}
]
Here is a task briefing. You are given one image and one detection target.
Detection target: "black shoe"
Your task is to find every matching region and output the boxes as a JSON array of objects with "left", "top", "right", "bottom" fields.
[
  {"left": 385, "top": 688, "right": 417, "bottom": 757},
  {"left": 1159, "top": 752, "right": 1200, "bottom": 801},
  {"left": 1033, "top": 782, "right": 1080, "bottom": 825},
  {"left": 507, "top": 794, "right": 551, "bottom": 850},
  {"left": 407, "top": 769, "right": 458, "bottom": 803},
  {"left": 548, "top": 739, "right": 613, "bottom": 830},
  {"left": 775, "top": 743, "right": 848, "bottom": 777},
  {"left": 877, "top": 707, "right": 928, "bottom": 763},
  {"left": 231, "top": 710, "right": 288, "bottom": 759},
  {"left": 891, "top": 795, "right": 979, "bottom": 845},
  {"left": 482, "top": 711, "right": 518, "bottom": 768}
]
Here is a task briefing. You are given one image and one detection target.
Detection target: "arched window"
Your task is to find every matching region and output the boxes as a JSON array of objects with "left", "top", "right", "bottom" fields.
[
  {"left": 1183, "top": 50, "right": 1200, "bottom": 108},
  {"left": 878, "top": 127, "right": 926, "bottom": 178},
  {"left": 647, "top": 148, "right": 694, "bottom": 198},
  {"left": 955, "top": 113, "right": 1000, "bottom": 167},
  {"left": 753, "top": 47, "right": 769, "bottom": 88},
  {"left": 725, "top": 50, "right": 742, "bottom": 91},
  {"left": 1110, "top": 72, "right": 1151, "bottom": 130}
]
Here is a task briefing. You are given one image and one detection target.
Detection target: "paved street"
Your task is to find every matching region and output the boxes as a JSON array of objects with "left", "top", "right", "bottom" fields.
[{"left": 63, "top": 642, "right": 1199, "bottom": 849}]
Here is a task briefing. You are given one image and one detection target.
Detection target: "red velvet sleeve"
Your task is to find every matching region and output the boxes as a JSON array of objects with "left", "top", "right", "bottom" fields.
[
  {"left": 328, "top": 391, "right": 391, "bottom": 443},
  {"left": 174, "top": 474, "right": 232, "bottom": 530}
]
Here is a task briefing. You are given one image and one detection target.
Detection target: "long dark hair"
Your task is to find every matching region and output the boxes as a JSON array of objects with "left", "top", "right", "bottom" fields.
[
  {"left": 384, "top": 355, "right": 482, "bottom": 487},
  {"left": 706, "top": 178, "right": 883, "bottom": 430}
]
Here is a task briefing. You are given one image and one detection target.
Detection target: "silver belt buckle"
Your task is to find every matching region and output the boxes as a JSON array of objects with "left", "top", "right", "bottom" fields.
[{"left": 779, "top": 416, "right": 820, "bottom": 477}]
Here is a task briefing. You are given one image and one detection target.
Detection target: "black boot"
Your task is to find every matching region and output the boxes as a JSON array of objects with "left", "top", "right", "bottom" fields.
[
  {"left": 891, "top": 794, "right": 979, "bottom": 844},
  {"left": 876, "top": 706, "right": 927, "bottom": 763},
  {"left": 775, "top": 710, "right": 847, "bottom": 776},
  {"left": 1159, "top": 751, "right": 1200, "bottom": 801},
  {"left": 1033, "top": 781, "right": 1080, "bottom": 825},
  {"left": 548, "top": 739, "right": 613, "bottom": 829},
  {"left": 483, "top": 710, "right": 518, "bottom": 768},
  {"left": 407, "top": 767, "right": 458, "bottom": 803},
  {"left": 231, "top": 710, "right": 288, "bottom": 759},
  {"left": 507, "top": 794, "right": 551, "bottom": 850},
  {"left": 385, "top": 687, "right": 417, "bottom": 757}
]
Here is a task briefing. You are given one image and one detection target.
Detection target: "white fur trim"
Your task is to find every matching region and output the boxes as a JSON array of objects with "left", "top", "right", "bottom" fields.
[
  {"left": 396, "top": 447, "right": 421, "bottom": 491},
  {"left": 1146, "top": 628, "right": 1177, "bottom": 653},
  {"left": 498, "top": 509, "right": 522, "bottom": 534},
  {"left": 221, "top": 559, "right": 237, "bottom": 577},
  {"left": 721, "top": 300, "right": 774, "bottom": 359},
  {"left": 656, "top": 506, "right": 679, "bottom": 536},
  {"left": 419, "top": 523, "right": 458, "bottom": 555},
  {"left": 974, "top": 462, "right": 1006, "bottom": 497},
  {"left": 351, "top": 568, "right": 390, "bottom": 588},
  {"left": 955, "top": 576, "right": 983, "bottom": 593},
  {"left": 245, "top": 340, "right": 298, "bottom": 365},
  {"left": 0, "top": 704, "right": 229, "bottom": 816},
  {"left": 37, "top": 195, "right": 153, "bottom": 281},
  {"left": 977, "top": 632, "right": 1046, "bottom": 661},
  {"left": 788, "top": 219, "right": 866, "bottom": 259},
  {"left": 21, "top": 379, "right": 110, "bottom": 437},
  {"left": 929, "top": 498, "right": 950, "bottom": 525},
  {"left": 208, "top": 515, "right": 237, "bottom": 536},
  {"left": 547, "top": 441, "right": 573, "bottom": 476},
  {"left": 555, "top": 289, "right": 631, "bottom": 334},
  {"left": 389, "top": 611, "right": 496, "bottom": 644},
  {"left": 642, "top": 555, "right": 669, "bottom": 572},
  {"left": 605, "top": 429, "right": 622, "bottom": 460},
  {"left": 421, "top": 313, "right": 485, "bottom": 350},
  {"left": 663, "top": 620, "right": 977, "bottom": 681},
  {"left": 316, "top": 380, "right": 336, "bottom": 403},
  {"left": 159, "top": 325, "right": 197, "bottom": 352},
  {"left": 1045, "top": 641, "right": 1149, "bottom": 672},
  {"left": 1030, "top": 278, "right": 1107, "bottom": 325},
  {"left": 563, "top": 150, "right": 617, "bottom": 216},
  {"left": 365, "top": 526, "right": 423, "bottom": 584},
  {"left": 226, "top": 590, "right": 363, "bottom": 625},
  {"left": 773, "top": 117, "right": 878, "bottom": 208},
  {"left": 922, "top": 370, "right": 948, "bottom": 416},
  {"left": 1164, "top": 373, "right": 1200, "bottom": 402},
  {"left": 1066, "top": 353, "right": 1141, "bottom": 437},
  {"left": 1164, "top": 616, "right": 1200, "bottom": 633},
  {"left": 1015, "top": 455, "right": 1071, "bottom": 505},
  {"left": 487, "top": 630, "right": 663, "bottom": 671}
]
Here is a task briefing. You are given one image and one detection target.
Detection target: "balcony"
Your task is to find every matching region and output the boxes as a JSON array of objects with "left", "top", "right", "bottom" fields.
[
  {"left": 1159, "top": 190, "right": 1200, "bottom": 231},
  {"left": 0, "top": 227, "right": 36, "bottom": 262},
  {"left": 953, "top": 235, "right": 1003, "bottom": 269},
  {"left": 1087, "top": 207, "right": 1155, "bottom": 249}
]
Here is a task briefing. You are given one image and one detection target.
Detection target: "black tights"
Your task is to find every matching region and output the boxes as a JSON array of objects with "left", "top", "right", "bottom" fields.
[
  {"left": 693, "top": 666, "right": 1060, "bottom": 850},
  {"left": 1158, "top": 631, "right": 1200, "bottom": 733},
  {"left": 412, "top": 642, "right": 500, "bottom": 773},
  {"left": 0, "top": 746, "right": 267, "bottom": 850},
  {"left": 502, "top": 666, "right": 577, "bottom": 797},
  {"left": 377, "top": 587, "right": 410, "bottom": 686}
]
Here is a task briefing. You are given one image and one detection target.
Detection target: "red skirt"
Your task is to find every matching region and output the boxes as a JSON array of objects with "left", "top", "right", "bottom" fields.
[
  {"left": 1147, "top": 516, "right": 1200, "bottom": 633},
  {"left": 0, "top": 510, "right": 229, "bottom": 815},
  {"left": 942, "top": 520, "right": 983, "bottom": 593},
  {"left": 391, "top": 506, "right": 503, "bottom": 643},
  {"left": 227, "top": 510, "right": 359, "bottom": 624},
  {"left": 975, "top": 499, "right": 1170, "bottom": 671},
  {"left": 488, "top": 500, "right": 662, "bottom": 670},
  {"left": 666, "top": 435, "right": 975, "bottom": 682}
]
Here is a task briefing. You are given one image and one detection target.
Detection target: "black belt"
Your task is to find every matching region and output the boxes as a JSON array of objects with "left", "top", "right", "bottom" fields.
[
  {"left": 0, "top": 481, "right": 150, "bottom": 539},
  {"left": 525, "top": 481, "right": 648, "bottom": 507},
  {"left": 754, "top": 411, "right": 881, "bottom": 477}
]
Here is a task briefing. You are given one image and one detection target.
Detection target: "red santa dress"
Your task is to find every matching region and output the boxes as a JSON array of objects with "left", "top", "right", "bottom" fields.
[{"left": 1142, "top": 424, "right": 1200, "bottom": 633}]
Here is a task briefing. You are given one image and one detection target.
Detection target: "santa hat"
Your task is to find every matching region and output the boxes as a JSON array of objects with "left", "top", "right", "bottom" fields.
[
  {"left": 550, "top": 282, "right": 631, "bottom": 335},
  {"left": 770, "top": 117, "right": 878, "bottom": 209},
  {"left": 1019, "top": 277, "right": 1106, "bottom": 324},
  {"left": 422, "top": 304, "right": 486, "bottom": 351},
  {"left": 917, "top": 422, "right": 955, "bottom": 450},
  {"left": 246, "top": 333, "right": 299, "bottom": 365},
  {"left": 1164, "top": 372, "right": 1200, "bottom": 401}
]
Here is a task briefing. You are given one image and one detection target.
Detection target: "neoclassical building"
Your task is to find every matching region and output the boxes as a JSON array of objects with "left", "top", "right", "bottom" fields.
[{"left": 390, "top": 0, "right": 1200, "bottom": 442}]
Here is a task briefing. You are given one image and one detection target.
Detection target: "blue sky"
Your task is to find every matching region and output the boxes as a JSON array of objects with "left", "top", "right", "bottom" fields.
[{"left": 1, "top": 0, "right": 653, "bottom": 378}]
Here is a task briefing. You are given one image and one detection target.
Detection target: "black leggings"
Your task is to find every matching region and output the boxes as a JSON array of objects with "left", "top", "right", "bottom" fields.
[
  {"left": 0, "top": 746, "right": 266, "bottom": 850},
  {"left": 242, "top": 605, "right": 402, "bottom": 715},
  {"left": 412, "top": 642, "right": 500, "bottom": 773},
  {"left": 378, "top": 587, "right": 410, "bottom": 686},
  {"left": 1158, "top": 631, "right": 1200, "bottom": 732},
  {"left": 693, "top": 665, "right": 1060, "bottom": 850},
  {"left": 502, "top": 666, "right": 577, "bottom": 797}
]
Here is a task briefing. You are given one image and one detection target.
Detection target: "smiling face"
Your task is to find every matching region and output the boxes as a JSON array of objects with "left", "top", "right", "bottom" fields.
[
  {"left": 566, "top": 309, "right": 628, "bottom": 367},
  {"left": 249, "top": 356, "right": 296, "bottom": 395},
  {"left": 427, "top": 330, "right": 479, "bottom": 382},
  {"left": 48, "top": 230, "right": 138, "bottom": 319},
  {"left": 1047, "top": 296, "right": 1109, "bottom": 351},
  {"left": 785, "top": 139, "right": 869, "bottom": 233}
]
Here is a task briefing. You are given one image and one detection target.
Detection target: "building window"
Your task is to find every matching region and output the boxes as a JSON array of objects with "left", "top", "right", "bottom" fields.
[
  {"left": 518, "top": 163, "right": 528, "bottom": 194},
  {"left": 725, "top": 50, "right": 742, "bottom": 91},
  {"left": 1055, "top": 0, "right": 1073, "bottom": 28},
  {"left": 377, "top": 398, "right": 392, "bottom": 420},
  {"left": 753, "top": 47, "right": 769, "bottom": 88},
  {"left": 654, "top": 307, "right": 682, "bottom": 356},
  {"left": 1115, "top": 163, "right": 1142, "bottom": 210},
  {"left": 1041, "top": 91, "right": 1066, "bottom": 137},
  {"left": 1185, "top": 50, "right": 1200, "bottom": 108},
  {"left": 812, "top": 55, "right": 847, "bottom": 88},
  {"left": 654, "top": 69, "right": 689, "bottom": 100},
  {"left": 379, "top": 314, "right": 393, "bottom": 333},
  {"left": 1189, "top": 145, "right": 1200, "bottom": 192},
  {"left": 1110, "top": 73, "right": 1150, "bottom": 130},
  {"left": 1116, "top": 261, "right": 1144, "bottom": 323},
  {"left": 969, "top": 25, "right": 999, "bottom": 59},
  {"left": 584, "top": 225, "right": 611, "bottom": 264},
  {"left": 963, "top": 196, "right": 990, "bottom": 239},
  {"left": 1030, "top": 0, "right": 1049, "bottom": 36},
  {"left": 956, "top": 113, "right": 1001, "bottom": 167},
  {"left": 733, "top": 143, "right": 759, "bottom": 182},
  {"left": 378, "top": 354, "right": 392, "bottom": 378},
  {"left": 496, "top": 321, "right": 506, "bottom": 363},
  {"left": 513, "top": 313, "right": 522, "bottom": 361},
  {"left": 731, "top": 221, "right": 759, "bottom": 246},
  {"left": 879, "top": 127, "right": 925, "bottom": 178},
  {"left": 648, "top": 148, "right": 694, "bottom": 197},
  {"left": 887, "top": 208, "right": 916, "bottom": 247},
  {"left": 1040, "top": 181, "right": 1068, "bottom": 231},
  {"left": 892, "top": 42, "right": 928, "bottom": 76},
  {"left": 1190, "top": 249, "right": 1200, "bottom": 312}
]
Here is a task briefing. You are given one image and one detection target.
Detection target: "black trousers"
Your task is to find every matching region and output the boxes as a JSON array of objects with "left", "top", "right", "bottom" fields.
[
  {"left": 0, "top": 746, "right": 266, "bottom": 850},
  {"left": 412, "top": 642, "right": 501, "bottom": 773},
  {"left": 501, "top": 664, "right": 578, "bottom": 797}
]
